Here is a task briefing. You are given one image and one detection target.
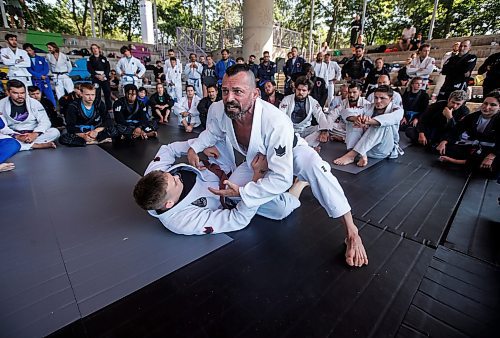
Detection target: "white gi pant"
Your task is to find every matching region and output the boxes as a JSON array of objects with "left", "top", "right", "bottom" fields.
[
  {"left": 17, "top": 127, "right": 60, "bottom": 151},
  {"left": 120, "top": 75, "right": 142, "bottom": 91},
  {"left": 327, "top": 81, "right": 335, "bottom": 106},
  {"left": 54, "top": 74, "right": 74, "bottom": 99},
  {"left": 229, "top": 143, "right": 351, "bottom": 219},
  {"left": 350, "top": 126, "right": 397, "bottom": 158}
]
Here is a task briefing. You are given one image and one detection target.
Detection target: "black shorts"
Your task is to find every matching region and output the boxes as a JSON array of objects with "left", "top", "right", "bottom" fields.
[{"left": 6, "top": 5, "right": 24, "bottom": 18}]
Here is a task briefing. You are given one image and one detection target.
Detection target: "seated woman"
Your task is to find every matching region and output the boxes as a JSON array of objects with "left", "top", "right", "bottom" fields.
[
  {"left": 114, "top": 84, "right": 157, "bottom": 140},
  {"left": 149, "top": 83, "right": 174, "bottom": 124},
  {"left": 438, "top": 91, "right": 499, "bottom": 177}
]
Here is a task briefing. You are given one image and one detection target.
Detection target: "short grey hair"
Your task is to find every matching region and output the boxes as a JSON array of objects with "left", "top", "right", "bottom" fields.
[{"left": 449, "top": 90, "right": 468, "bottom": 102}]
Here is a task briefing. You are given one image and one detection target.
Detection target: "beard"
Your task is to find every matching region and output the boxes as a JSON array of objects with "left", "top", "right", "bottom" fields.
[{"left": 224, "top": 100, "right": 248, "bottom": 120}]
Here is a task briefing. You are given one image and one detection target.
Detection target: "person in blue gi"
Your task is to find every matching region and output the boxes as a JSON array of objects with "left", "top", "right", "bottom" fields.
[{"left": 23, "top": 43, "right": 56, "bottom": 107}]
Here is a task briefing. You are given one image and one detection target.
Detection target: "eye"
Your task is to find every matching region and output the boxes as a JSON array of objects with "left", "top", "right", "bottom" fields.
[
  {"left": 222, "top": 89, "right": 229, "bottom": 95},
  {"left": 234, "top": 89, "right": 242, "bottom": 95}
]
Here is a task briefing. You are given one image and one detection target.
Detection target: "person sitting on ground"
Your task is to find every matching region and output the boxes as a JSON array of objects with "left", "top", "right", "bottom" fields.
[
  {"left": 59, "top": 83, "right": 81, "bottom": 120},
  {"left": 59, "top": 83, "right": 117, "bottom": 146},
  {"left": 137, "top": 86, "right": 149, "bottom": 106},
  {"left": 399, "top": 24, "right": 416, "bottom": 51},
  {"left": 27, "top": 85, "right": 64, "bottom": 129},
  {"left": 261, "top": 80, "right": 284, "bottom": 108},
  {"left": 0, "top": 80, "right": 59, "bottom": 150},
  {"left": 134, "top": 139, "right": 308, "bottom": 235},
  {"left": 109, "top": 69, "right": 120, "bottom": 101},
  {"left": 114, "top": 84, "right": 157, "bottom": 141},
  {"left": 334, "top": 85, "right": 404, "bottom": 167},
  {"left": 0, "top": 114, "right": 21, "bottom": 172},
  {"left": 153, "top": 60, "right": 165, "bottom": 84},
  {"left": 406, "top": 44, "right": 435, "bottom": 90},
  {"left": 405, "top": 90, "right": 469, "bottom": 149},
  {"left": 366, "top": 75, "right": 403, "bottom": 107},
  {"left": 174, "top": 85, "right": 201, "bottom": 132},
  {"left": 341, "top": 44, "right": 373, "bottom": 84},
  {"left": 364, "top": 57, "right": 390, "bottom": 93},
  {"left": 400, "top": 77, "right": 430, "bottom": 130},
  {"left": 298, "top": 63, "right": 328, "bottom": 108},
  {"left": 329, "top": 84, "right": 349, "bottom": 112},
  {"left": 197, "top": 85, "right": 218, "bottom": 129},
  {"left": 165, "top": 57, "right": 183, "bottom": 102},
  {"left": 409, "top": 32, "right": 424, "bottom": 51},
  {"left": 438, "top": 91, "right": 499, "bottom": 176},
  {"left": 279, "top": 76, "right": 329, "bottom": 150},
  {"left": 149, "top": 82, "right": 174, "bottom": 124},
  {"left": 329, "top": 83, "right": 370, "bottom": 143}
]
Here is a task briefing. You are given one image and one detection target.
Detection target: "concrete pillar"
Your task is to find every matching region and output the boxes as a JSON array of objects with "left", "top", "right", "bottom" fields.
[
  {"left": 242, "top": 0, "right": 274, "bottom": 59},
  {"left": 139, "top": 0, "right": 154, "bottom": 44}
]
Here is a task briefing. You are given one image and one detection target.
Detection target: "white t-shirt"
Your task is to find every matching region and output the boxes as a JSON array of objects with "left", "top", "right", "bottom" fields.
[{"left": 402, "top": 26, "right": 416, "bottom": 40}]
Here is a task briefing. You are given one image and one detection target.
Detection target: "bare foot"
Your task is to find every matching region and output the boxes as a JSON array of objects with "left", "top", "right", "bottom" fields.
[
  {"left": 333, "top": 150, "right": 357, "bottom": 165},
  {"left": 356, "top": 155, "right": 368, "bottom": 167},
  {"left": 345, "top": 235, "right": 368, "bottom": 267},
  {"left": 439, "top": 156, "right": 466, "bottom": 165},
  {"left": 145, "top": 131, "right": 157, "bottom": 138},
  {"left": 98, "top": 138, "right": 112, "bottom": 144},
  {"left": 330, "top": 135, "right": 345, "bottom": 142},
  {"left": 32, "top": 142, "right": 56, "bottom": 149},
  {"left": 0, "top": 162, "right": 15, "bottom": 172},
  {"left": 288, "top": 180, "right": 310, "bottom": 198},
  {"left": 86, "top": 140, "right": 98, "bottom": 145},
  {"left": 185, "top": 125, "right": 193, "bottom": 133}
]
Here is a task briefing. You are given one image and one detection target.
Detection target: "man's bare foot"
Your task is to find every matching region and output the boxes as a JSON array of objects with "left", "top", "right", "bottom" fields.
[
  {"left": 330, "top": 135, "right": 345, "bottom": 142},
  {"left": 185, "top": 125, "right": 193, "bottom": 133},
  {"left": 356, "top": 155, "right": 368, "bottom": 167},
  {"left": 32, "top": 142, "right": 57, "bottom": 149},
  {"left": 345, "top": 235, "right": 368, "bottom": 267},
  {"left": 0, "top": 162, "right": 15, "bottom": 172},
  {"left": 439, "top": 156, "right": 466, "bottom": 165},
  {"left": 288, "top": 179, "right": 310, "bottom": 198},
  {"left": 98, "top": 138, "right": 112, "bottom": 144},
  {"left": 86, "top": 140, "right": 99, "bottom": 145},
  {"left": 333, "top": 150, "right": 357, "bottom": 165},
  {"left": 145, "top": 131, "right": 157, "bottom": 138}
]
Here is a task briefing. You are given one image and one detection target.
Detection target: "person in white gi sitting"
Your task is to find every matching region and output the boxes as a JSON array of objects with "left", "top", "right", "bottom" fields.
[
  {"left": 45, "top": 42, "right": 74, "bottom": 99},
  {"left": 174, "top": 85, "right": 201, "bottom": 133},
  {"left": 134, "top": 139, "right": 309, "bottom": 235},
  {"left": 115, "top": 45, "right": 146, "bottom": 89},
  {"left": 186, "top": 64, "right": 368, "bottom": 267},
  {"left": 279, "top": 76, "right": 329, "bottom": 149},
  {"left": 0, "top": 33, "right": 31, "bottom": 88},
  {"left": 334, "top": 85, "right": 404, "bottom": 167},
  {"left": 0, "top": 80, "right": 59, "bottom": 150}
]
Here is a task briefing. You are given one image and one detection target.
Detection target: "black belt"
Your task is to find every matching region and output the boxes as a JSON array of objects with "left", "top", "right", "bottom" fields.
[
  {"left": 201, "top": 159, "right": 232, "bottom": 209},
  {"left": 53, "top": 72, "right": 68, "bottom": 75}
]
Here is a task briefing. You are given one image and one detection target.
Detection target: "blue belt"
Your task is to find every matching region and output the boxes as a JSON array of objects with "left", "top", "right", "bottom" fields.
[
  {"left": 75, "top": 125, "right": 95, "bottom": 132},
  {"left": 126, "top": 119, "right": 139, "bottom": 124}
]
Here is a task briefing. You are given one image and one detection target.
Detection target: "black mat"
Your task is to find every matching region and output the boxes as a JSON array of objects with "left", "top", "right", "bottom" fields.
[
  {"left": 444, "top": 177, "right": 500, "bottom": 265},
  {"left": 0, "top": 146, "right": 232, "bottom": 337},
  {"left": 399, "top": 246, "right": 500, "bottom": 338}
]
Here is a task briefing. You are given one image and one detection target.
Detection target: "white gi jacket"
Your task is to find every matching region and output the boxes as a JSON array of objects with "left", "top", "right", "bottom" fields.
[
  {"left": 190, "top": 99, "right": 305, "bottom": 208},
  {"left": 0, "top": 47, "right": 31, "bottom": 79},
  {"left": 0, "top": 96, "right": 51, "bottom": 134},
  {"left": 406, "top": 56, "right": 436, "bottom": 87},
  {"left": 330, "top": 97, "right": 370, "bottom": 132},
  {"left": 115, "top": 56, "right": 146, "bottom": 83},
  {"left": 46, "top": 52, "right": 73, "bottom": 74},
  {"left": 311, "top": 61, "right": 328, "bottom": 81},
  {"left": 173, "top": 96, "right": 202, "bottom": 127},
  {"left": 324, "top": 61, "right": 342, "bottom": 83},
  {"left": 144, "top": 140, "right": 260, "bottom": 235},
  {"left": 367, "top": 91, "right": 403, "bottom": 107},
  {"left": 166, "top": 65, "right": 182, "bottom": 85},
  {"left": 279, "top": 94, "right": 329, "bottom": 135}
]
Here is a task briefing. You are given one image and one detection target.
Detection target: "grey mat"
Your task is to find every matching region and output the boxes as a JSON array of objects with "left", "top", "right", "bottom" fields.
[
  {"left": 321, "top": 131, "right": 412, "bottom": 174},
  {"left": 0, "top": 146, "right": 232, "bottom": 337},
  {"left": 444, "top": 177, "right": 500, "bottom": 265}
]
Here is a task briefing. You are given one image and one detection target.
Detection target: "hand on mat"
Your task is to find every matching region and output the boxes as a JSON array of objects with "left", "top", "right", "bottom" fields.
[
  {"left": 203, "top": 146, "right": 219, "bottom": 159},
  {"left": 208, "top": 180, "right": 240, "bottom": 198},
  {"left": 187, "top": 147, "right": 205, "bottom": 170},
  {"left": 418, "top": 133, "right": 427, "bottom": 146},
  {"left": 318, "top": 131, "right": 329, "bottom": 143},
  {"left": 436, "top": 141, "right": 447, "bottom": 155}
]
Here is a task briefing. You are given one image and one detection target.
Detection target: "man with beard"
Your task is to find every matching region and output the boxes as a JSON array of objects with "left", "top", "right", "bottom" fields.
[
  {"left": 310, "top": 52, "right": 328, "bottom": 82},
  {"left": 197, "top": 85, "right": 218, "bottom": 129},
  {"left": 341, "top": 45, "right": 373, "bottom": 84},
  {"left": 283, "top": 46, "right": 306, "bottom": 95},
  {"left": 45, "top": 42, "right": 74, "bottom": 99},
  {"left": 438, "top": 40, "right": 477, "bottom": 100},
  {"left": 173, "top": 85, "right": 201, "bottom": 132},
  {"left": 248, "top": 54, "right": 259, "bottom": 78},
  {"left": 60, "top": 83, "right": 117, "bottom": 146},
  {"left": 87, "top": 43, "right": 112, "bottom": 113},
  {"left": 256, "top": 51, "right": 276, "bottom": 90},
  {"left": 261, "top": 80, "right": 284, "bottom": 108},
  {"left": 279, "top": 76, "right": 329, "bottom": 149},
  {"left": 478, "top": 52, "right": 500, "bottom": 96},
  {"left": 1, "top": 34, "right": 31, "bottom": 88},
  {"left": 23, "top": 43, "right": 56, "bottom": 107},
  {"left": 215, "top": 49, "right": 236, "bottom": 88},
  {"left": 334, "top": 86, "right": 404, "bottom": 167},
  {"left": 0, "top": 80, "right": 59, "bottom": 150},
  {"left": 27, "top": 85, "right": 64, "bottom": 129},
  {"left": 299, "top": 63, "right": 328, "bottom": 108},
  {"left": 184, "top": 53, "right": 203, "bottom": 98},
  {"left": 185, "top": 64, "right": 368, "bottom": 267},
  {"left": 114, "top": 84, "right": 157, "bottom": 140},
  {"left": 201, "top": 55, "right": 217, "bottom": 97},
  {"left": 329, "top": 83, "right": 370, "bottom": 143}
]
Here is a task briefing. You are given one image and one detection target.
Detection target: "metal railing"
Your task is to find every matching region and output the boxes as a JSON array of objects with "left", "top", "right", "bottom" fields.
[
  {"left": 273, "top": 25, "right": 302, "bottom": 49},
  {"left": 175, "top": 27, "right": 207, "bottom": 61}
]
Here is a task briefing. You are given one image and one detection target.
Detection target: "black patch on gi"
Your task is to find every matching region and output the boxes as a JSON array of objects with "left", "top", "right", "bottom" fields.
[
  {"left": 191, "top": 197, "right": 207, "bottom": 207},
  {"left": 321, "top": 165, "right": 327, "bottom": 173},
  {"left": 204, "top": 226, "right": 214, "bottom": 234},
  {"left": 154, "top": 156, "right": 160, "bottom": 162},
  {"left": 275, "top": 145, "right": 286, "bottom": 157}
]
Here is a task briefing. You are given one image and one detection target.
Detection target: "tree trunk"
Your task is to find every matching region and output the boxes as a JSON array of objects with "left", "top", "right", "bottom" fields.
[
  {"left": 71, "top": 0, "right": 82, "bottom": 35},
  {"left": 442, "top": 0, "right": 455, "bottom": 37}
]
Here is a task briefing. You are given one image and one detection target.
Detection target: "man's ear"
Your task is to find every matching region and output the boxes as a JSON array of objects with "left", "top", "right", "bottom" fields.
[
  {"left": 253, "top": 87, "right": 260, "bottom": 100},
  {"left": 164, "top": 200, "right": 175, "bottom": 209}
]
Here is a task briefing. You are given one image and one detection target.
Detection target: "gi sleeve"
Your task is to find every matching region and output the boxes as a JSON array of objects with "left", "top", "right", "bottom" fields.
[
  {"left": 136, "top": 60, "right": 146, "bottom": 78},
  {"left": 144, "top": 140, "right": 192, "bottom": 174},
  {"left": 0, "top": 50, "right": 15, "bottom": 66},
  {"left": 32, "top": 100, "right": 52, "bottom": 133},
  {"left": 311, "top": 100, "right": 329, "bottom": 130},
  {"left": 190, "top": 104, "right": 225, "bottom": 153},
  {"left": 65, "top": 55, "right": 73, "bottom": 73},
  {"left": 161, "top": 200, "right": 259, "bottom": 235},
  {"left": 239, "top": 120, "right": 295, "bottom": 208},
  {"left": 27, "top": 59, "right": 43, "bottom": 79},
  {"left": 373, "top": 106, "right": 404, "bottom": 127}
]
